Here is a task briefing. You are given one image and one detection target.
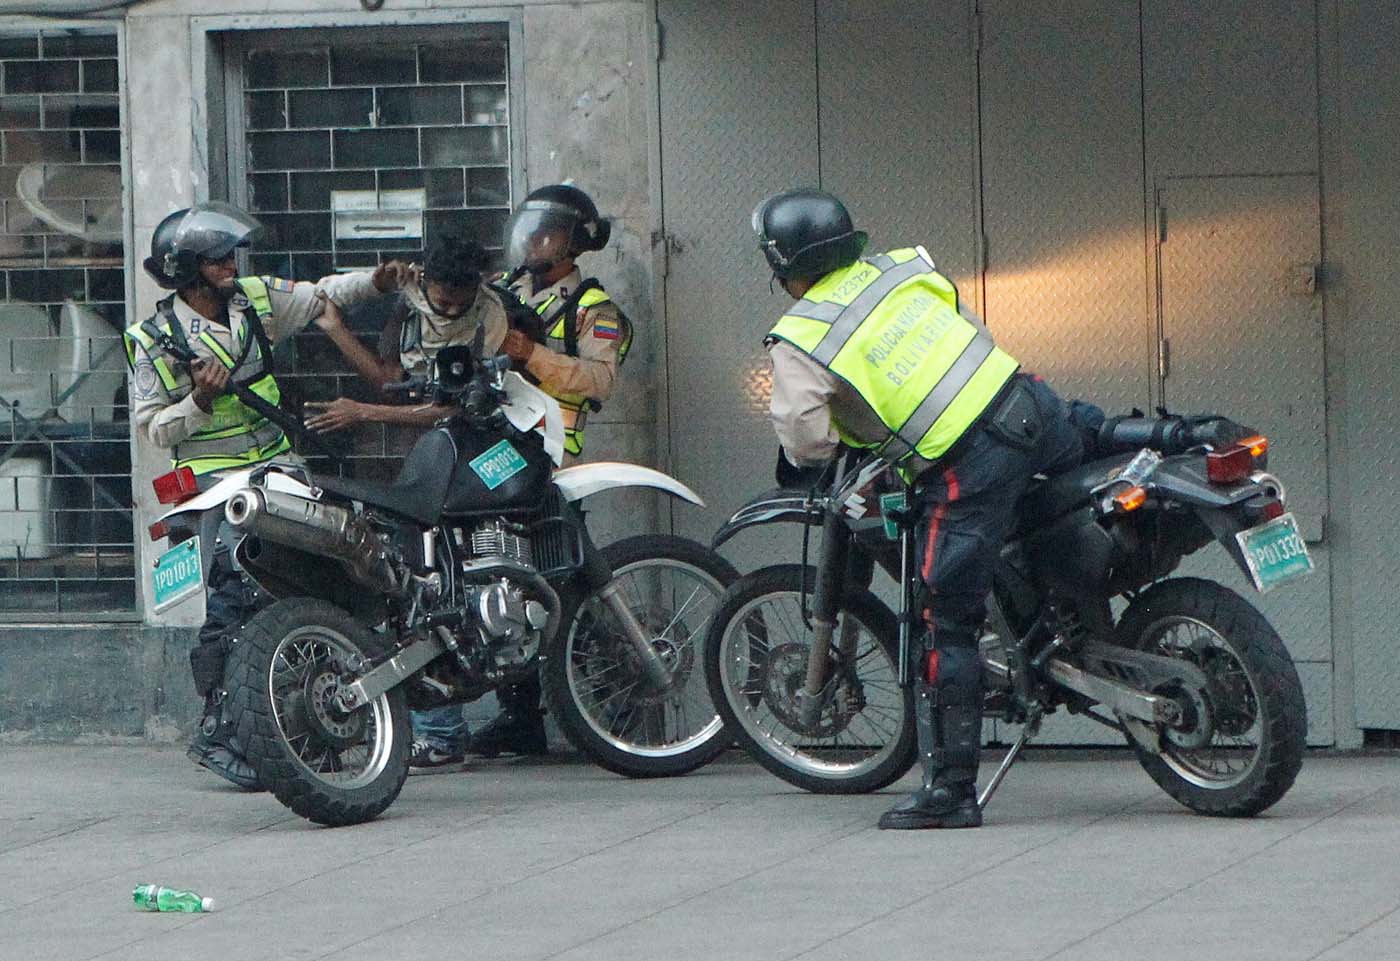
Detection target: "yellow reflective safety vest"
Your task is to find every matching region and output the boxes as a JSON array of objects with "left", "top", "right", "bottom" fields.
[
  {"left": 767, "top": 248, "right": 1019, "bottom": 473},
  {"left": 124, "top": 276, "right": 291, "bottom": 475},
  {"left": 536, "top": 283, "right": 632, "bottom": 457}
]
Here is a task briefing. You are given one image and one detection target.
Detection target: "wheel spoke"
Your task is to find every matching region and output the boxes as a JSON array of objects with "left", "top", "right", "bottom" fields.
[
  {"left": 1138, "top": 613, "right": 1266, "bottom": 790},
  {"left": 718, "top": 588, "right": 907, "bottom": 781}
]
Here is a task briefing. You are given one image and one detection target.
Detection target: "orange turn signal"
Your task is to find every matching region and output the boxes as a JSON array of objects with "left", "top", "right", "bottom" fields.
[
  {"left": 1113, "top": 485, "right": 1148, "bottom": 512},
  {"left": 1241, "top": 435, "right": 1269, "bottom": 458}
]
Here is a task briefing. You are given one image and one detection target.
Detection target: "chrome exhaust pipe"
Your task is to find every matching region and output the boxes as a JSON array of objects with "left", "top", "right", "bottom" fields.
[
  {"left": 225, "top": 488, "right": 399, "bottom": 593},
  {"left": 225, "top": 488, "right": 352, "bottom": 556}
]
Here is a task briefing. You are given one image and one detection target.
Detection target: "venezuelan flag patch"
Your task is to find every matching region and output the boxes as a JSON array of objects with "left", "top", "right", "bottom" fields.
[{"left": 591, "top": 315, "right": 621, "bottom": 341}]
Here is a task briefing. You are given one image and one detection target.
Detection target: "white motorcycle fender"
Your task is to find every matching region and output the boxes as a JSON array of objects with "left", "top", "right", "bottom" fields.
[
  {"left": 552, "top": 462, "right": 705, "bottom": 507},
  {"left": 155, "top": 465, "right": 319, "bottom": 524}
]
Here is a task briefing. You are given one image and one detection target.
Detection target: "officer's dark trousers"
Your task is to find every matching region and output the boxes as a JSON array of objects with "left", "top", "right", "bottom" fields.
[
  {"left": 914, "top": 374, "right": 1083, "bottom": 659},
  {"left": 191, "top": 524, "right": 255, "bottom": 705}
]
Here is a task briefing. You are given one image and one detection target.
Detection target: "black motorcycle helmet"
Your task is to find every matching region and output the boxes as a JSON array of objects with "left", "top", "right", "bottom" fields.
[
  {"left": 143, "top": 202, "right": 263, "bottom": 290},
  {"left": 751, "top": 188, "right": 868, "bottom": 281},
  {"left": 503, "top": 183, "right": 611, "bottom": 276}
]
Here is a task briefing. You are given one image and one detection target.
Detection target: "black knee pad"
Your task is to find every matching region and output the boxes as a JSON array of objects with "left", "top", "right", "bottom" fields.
[
  {"left": 189, "top": 641, "right": 228, "bottom": 698},
  {"left": 929, "top": 645, "right": 982, "bottom": 706}
]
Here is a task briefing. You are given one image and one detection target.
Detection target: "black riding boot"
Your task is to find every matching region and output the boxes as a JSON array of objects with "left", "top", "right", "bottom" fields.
[
  {"left": 879, "top": 649, "right": 982, "bottom": 830},
  {"left": 187, "top": 691, "right": 263, "bottom": 792},
  {"left": 186, "top": 542, "right": 262, "bottom": 791},
  {"left": 467, "top": 675, "right": 548, "bottom": 757}
]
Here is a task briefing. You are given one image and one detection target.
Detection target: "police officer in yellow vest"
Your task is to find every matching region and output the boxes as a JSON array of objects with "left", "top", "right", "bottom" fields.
[
  {"left": 466, "top": 184, "right": 632, "bottom": 757},
  {"left": 754, "top": 189, "right": 1082, "bottom": 830},
  {"left": 500, "top": 184, "right": 631, "bottom": 461},
  {"left": 127, "top": 202, "right": 405, "bottom": 789}
]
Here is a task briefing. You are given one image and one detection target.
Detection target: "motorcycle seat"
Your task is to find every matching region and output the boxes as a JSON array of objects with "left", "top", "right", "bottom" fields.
[
  {"left": 314, "top": 428, "right": 455, "bottom": 526},
  {"left": 1015, "top": 453, "right": 1134, "bottom": 534}
]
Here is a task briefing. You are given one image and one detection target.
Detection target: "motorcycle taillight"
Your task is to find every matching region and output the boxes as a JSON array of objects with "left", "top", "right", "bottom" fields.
[
  {"left": 149, "top": 520, "right": 195, "bottom": 544},
  {"left": 152, "top": 466, "right": 198, "bottom": 505},
  {"left": 1206, "top": 435, "right": 1268, "bottom": 484}
]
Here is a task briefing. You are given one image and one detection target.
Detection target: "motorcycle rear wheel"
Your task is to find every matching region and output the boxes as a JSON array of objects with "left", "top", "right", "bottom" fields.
[
  {"left": 1115, "top": 577, "right": 1306, "bottom": 817},
  {"left": 225, "top": 597, "right": 410, "bottom": 827},
  {"left": 704, "top": 565, "right": 917, "bottom": 794},
  {"left": 542, "top": 535, "right": 738, "bottom": 778}
]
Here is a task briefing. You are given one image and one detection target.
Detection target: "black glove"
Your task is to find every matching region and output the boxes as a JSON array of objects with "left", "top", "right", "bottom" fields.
[
  {"left": 490, "top": 283, "right": 546, "bottom": 343},
  {"left": 775, "top": 446, "right": 826, "bottom": 489}
]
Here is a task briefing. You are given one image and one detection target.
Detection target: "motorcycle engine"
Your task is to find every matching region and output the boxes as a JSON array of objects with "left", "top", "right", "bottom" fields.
[
  {"left": 455, "top": 520, "right": 550, "bottom": 669},
  {"left": 467, "top": 518, "right": 531, "bottom": 567},
  {"left": 474, "top": 578, "right": 548, "bottom": 653}
]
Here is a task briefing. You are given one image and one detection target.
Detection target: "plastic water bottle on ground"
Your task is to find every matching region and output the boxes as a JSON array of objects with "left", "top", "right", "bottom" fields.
[{"left": 132, "top": 884, "right": 214, "bottom": 913}]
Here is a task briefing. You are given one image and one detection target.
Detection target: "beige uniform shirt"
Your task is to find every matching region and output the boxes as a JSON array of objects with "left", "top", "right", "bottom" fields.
[
  {"left": 768, "top": 339, "right": 887, "bottom": 468},
  {"left": 377, "top": 283, "right": 509, "bottom": 378},
  {"left": 129, "top": 271, "right": 381, "bottom": 451},
  {"left": 510, "top": 268, "right": 622, "bottom": 402}
]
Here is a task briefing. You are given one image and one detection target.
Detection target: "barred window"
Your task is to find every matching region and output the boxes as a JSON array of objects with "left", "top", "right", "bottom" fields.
[
  {"left": 228, "top": 24, "right": 517, "bottom": 479},
  {"left": 0, "top": 27, "right": 132, "bottom": 616}
]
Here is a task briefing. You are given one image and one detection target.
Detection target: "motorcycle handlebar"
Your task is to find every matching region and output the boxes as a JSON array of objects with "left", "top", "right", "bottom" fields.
[{"left": 382, "top": 377, "right": 426, "bottom": 396}]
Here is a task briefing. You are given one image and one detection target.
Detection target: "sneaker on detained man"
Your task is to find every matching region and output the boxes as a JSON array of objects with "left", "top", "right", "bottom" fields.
[{"left": 408, "top": 739, "right": 466, "bottom": 774}]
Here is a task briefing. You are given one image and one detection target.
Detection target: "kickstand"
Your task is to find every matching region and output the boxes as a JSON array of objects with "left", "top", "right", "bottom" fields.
[{"left": 977, "top": 709, "right": 1041, "bottom": 811}]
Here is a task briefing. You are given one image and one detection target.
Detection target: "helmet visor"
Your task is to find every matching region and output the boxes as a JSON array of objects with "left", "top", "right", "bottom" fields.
[
  {"left": 750, "top": 198, "right": 769, "bottom": 238},
  {"left": 170, "top": 202, "right": 263, "bottom": 263},
  {"left": 504, "top": 202, "right": 579, "bottom": 272},
  {"left": 750, "top": 198, "right": 788, "bottom": 272}
]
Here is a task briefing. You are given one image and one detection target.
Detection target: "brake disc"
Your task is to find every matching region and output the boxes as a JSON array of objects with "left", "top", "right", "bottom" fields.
[
  {"left": 760, "top": 642, "right": 863, "bottom": 738},
  {"left": 296, "top": 660, "right": 366, "bottom": 750},
  {"left": 587, "top": 605, "right": 695, "bottom": 708},
  {"left": 1162, "top": 681, "right": 1215, "bottom": 751}
]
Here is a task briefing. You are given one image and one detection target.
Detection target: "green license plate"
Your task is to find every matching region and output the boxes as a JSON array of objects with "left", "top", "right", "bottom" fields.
[
  {"left": 879, "top": 491, "right": 908, "bottom": 540},
  {"left": 469, "top": 440, "right": 528, "bottom": 491},
  {"left": 1236, "top": 513, "right": 1313, "bottom": 593},
  {"left": 152, "top": 536, "right": 203, "bottom": 611}
]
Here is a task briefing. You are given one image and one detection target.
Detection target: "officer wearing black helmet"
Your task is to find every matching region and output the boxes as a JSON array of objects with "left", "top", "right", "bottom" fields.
[
  {"left": 753, "top": 189, "right": 1082, "bottom": 829},
  {"left": 464, "top": 183, "right": 634, "bottom": 758},
  {"left": 125, "top": 202, "right": 407, "bottom": 789}
]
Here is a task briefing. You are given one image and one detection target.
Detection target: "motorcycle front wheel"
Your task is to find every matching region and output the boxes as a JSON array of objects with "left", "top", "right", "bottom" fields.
[
  {"left": 225, "top": 597, "right": 410, "bottom": 827},
  {"left": 542, "top": 535, "right": 738, "bottom": 778},
  {"left": 703, "top": 565, "right": 917, "bottom": 794},
  {"left": 1114, "top": 577, "right": 1306, "bottom": 817}
]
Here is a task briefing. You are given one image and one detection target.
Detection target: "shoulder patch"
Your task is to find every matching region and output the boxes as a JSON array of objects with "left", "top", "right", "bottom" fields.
[
  {"left": 268, "top": 277, "right": 295, "bottom": 293},
  {"left": 229, "top": 292, "right": 251, "bottom": 311},
  {"left": 591, "top": 313, "right": 621, "bottom": 341},
  {"left": 133, "top": 361, "right": 159, "bottom": 399}
]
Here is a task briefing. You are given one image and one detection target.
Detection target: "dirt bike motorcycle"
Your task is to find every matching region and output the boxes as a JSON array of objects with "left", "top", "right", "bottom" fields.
[
  {"left": 147, "top": 341, "right": 734, "bottom": 826},
  {"left": 703, "top": 414, "right": 1309, "bottom": 817}
]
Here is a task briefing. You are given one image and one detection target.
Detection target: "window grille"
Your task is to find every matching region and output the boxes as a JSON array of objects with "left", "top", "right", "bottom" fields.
[{"left": 0, "top": 27, "right": 132, "bottom": 616}]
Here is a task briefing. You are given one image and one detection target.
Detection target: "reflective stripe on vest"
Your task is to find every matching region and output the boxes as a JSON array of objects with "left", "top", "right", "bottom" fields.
[
  {"left": 539, "top": 286, "right": 625, "bottom": 457},
  {"left": 769, "top": 250, "right": 1018, "bottom": 468},
  {"left": 122, "top": 322, "right": 180, "bottom": 391}
]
